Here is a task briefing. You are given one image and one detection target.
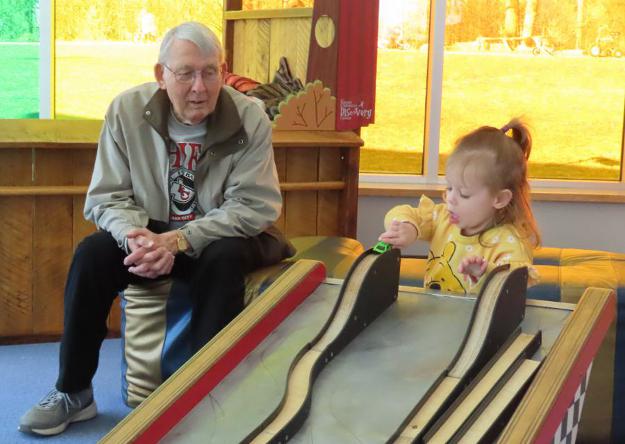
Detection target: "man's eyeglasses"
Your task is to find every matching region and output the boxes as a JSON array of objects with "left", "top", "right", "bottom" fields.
[{"left": 163, "top": 64, "right": 221, "bottom": 84}]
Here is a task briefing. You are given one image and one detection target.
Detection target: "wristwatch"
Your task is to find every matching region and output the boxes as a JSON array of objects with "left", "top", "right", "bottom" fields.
[{"left": 176, "top": 231, "right": 190, "bottom": 253}]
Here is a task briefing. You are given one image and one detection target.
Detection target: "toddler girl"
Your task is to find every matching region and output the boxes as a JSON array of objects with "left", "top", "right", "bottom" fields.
[{"left": 378, "top": 119, "right": 540, "bottom": 294}]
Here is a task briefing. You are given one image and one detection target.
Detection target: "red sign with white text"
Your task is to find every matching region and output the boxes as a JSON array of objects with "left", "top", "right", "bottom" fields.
[{"left": 335, "top": 0, "right": 380, "bottom": 130}]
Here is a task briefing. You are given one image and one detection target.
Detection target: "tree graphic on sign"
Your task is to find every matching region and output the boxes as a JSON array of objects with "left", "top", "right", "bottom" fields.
[{"left": 273, "top": 81, "right": 336, "bottom": 131}]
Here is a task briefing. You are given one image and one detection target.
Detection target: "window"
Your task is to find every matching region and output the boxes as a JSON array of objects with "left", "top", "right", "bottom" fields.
[
  {"left": 440, "top": 0, "right": 625, "bottom": 181},
  {"left": 361, "top": 0, "right": 625, "bottom": 183},
  {"left": 360, "top": 0, "right": 430, "bottom": 175},
  {"left": 0, "top": 0, "right": 39, "bottom": 118},
  {"left": 54, "top": 0, "right": 223, "bottom": 119}
]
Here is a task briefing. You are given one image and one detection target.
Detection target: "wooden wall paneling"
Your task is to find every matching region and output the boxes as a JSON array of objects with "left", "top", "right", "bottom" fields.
[
  {"left": 0, "top": 150, "right": 34, "bottom": 337},
  {"left": 224, "top": 0, "right": 243, "bottom": 70},
  {"left": 273, "top": 147, "right": 287, "bottom": 233},
  {"left": 273, "top": 146, "right": 287, "bottom": 182},
  {"left": 269, "top": 18, "right": 311, "bottom": 86},
  {"left": 71, "top": 149, "right": 95, "bottom": 183},
  {"left": 284, "top": 147, "right": 319, "bottom": 237},
  {"left": 72, "top": 198, "right": 94, "bottom": 249},
  {"left": 34, "top": 149, "right": 75, "bottom": 185},
  {"left": 0, "top": 148, "right": 32, "bottom": 182},
  {"left": 72, "top": 150, "right": 96, "bottom": 250},
  {"left": 317, "top": 148, "right": 342, "bottom": 236},
  {"left": 0, "top": 196, "right": 34, "bottom": 338},
  {"left": 232, "top": 19, "right": 271, "bottom": 83},
  {"left": 33, "top": 195, "right": 73, "bottom": 335},
  {"left": 32, "top": 149, "right": 74, "bottom": 335},
  {"left": 70, "top": 149, "right": 121, "bottom": 333},
  {"left": 341, "top": 146, "right": 360, "bottom": 238}
]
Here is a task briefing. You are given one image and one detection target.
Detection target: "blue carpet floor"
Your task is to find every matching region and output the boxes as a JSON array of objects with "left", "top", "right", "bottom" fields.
[{"left": 0, "top": 339, "right": 132, "bottom": 443}]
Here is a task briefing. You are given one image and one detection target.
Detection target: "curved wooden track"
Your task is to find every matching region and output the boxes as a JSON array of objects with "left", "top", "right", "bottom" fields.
[
  {"left": 245, "top": 249, "right": 400, "bottom": 443},
  {"left": 390, "top": 265, "right": 529, "bottom": 443}
]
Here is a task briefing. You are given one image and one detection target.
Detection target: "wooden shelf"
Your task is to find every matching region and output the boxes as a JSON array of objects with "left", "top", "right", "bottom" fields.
[
  {"left": 224, "top": 7, "right": 313, "bottom": 20},
  {"left": 0, "top": 182, "right": 345, "bottom": 196},
  {"left": 273, "top": 130, "right": 363, "bottom": 148},
  {"left": 0, "top": 121, "right": 363, "bottom": 151},
  {"left": 0, "top": 119, "right": 102, "bottom": 148},
  {"left": 0, "top": 186, "right": 88, "bottom": 196}
]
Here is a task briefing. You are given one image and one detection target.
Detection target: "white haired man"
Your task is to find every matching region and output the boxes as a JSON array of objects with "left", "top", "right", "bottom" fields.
[{"left": 19, "top": 21, "right": 293, "bottom": 436}]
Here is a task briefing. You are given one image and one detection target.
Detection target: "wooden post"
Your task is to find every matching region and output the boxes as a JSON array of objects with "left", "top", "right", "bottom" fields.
[
  {"left": 224, "top": 0, "right": 243, "bottom": 70},
  {"left": 306, "top": 1, "right": 380, "bottom": 131}
]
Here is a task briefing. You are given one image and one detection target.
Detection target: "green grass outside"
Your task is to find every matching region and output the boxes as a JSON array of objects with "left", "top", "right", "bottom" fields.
[
  {"left": 362, "top": 49, "right": 625, "bottom": 181},
  {"left": 0, "top": 43, "right": 39, "bottom": 118},
  {"left": 54, "top": 41, "right": 158, "bottom": 119}
]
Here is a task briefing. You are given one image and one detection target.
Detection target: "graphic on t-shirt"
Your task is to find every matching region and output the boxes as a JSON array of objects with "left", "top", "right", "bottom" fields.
[
  {"left": 425, "top": 241, "right": 465, "bottom": 293},
  {"left": 169, "top": 142, "right": 201, "bottom": 222}
]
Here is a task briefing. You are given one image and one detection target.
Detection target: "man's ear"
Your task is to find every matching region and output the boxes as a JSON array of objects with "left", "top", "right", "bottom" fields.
[
  {"left": 154, "top": 63, "right": 166, "bottom": 89},
  {"left": 220, "top": 62, "right": 228, "bottom": 84},
  {"left": 493, "top": 189, "right": 512, "bottom": 209},
  {"left": 216, "top": 62, "right": 227, "bottom": 87}
]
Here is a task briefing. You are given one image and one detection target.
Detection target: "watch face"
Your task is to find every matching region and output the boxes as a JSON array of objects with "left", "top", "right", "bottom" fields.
[{"left": 177, "top": 234, "right": 188, "bottom": 252}]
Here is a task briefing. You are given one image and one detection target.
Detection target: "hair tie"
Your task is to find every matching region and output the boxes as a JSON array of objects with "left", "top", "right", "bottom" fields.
[{"left": 500, "top": 124, "right": 511, "bottom": 134}]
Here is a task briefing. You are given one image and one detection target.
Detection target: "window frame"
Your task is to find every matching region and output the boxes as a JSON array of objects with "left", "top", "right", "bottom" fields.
[{"left": 40, "top": 0, "right": 53, "bottom": 118}]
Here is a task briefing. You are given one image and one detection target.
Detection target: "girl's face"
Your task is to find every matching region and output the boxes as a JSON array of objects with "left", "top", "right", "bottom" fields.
[{"left": 444, "top": 166, "right": 510, "bottom": 236}]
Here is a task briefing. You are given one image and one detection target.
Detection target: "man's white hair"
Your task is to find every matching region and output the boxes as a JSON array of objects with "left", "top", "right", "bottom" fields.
[{"left": 158, "top": 22, "right": 224, "bottom": 64}]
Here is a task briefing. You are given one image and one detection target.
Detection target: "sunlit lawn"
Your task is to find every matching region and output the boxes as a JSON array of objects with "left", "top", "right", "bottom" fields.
[
  {"left": 0, "top": 43, "right": 39, "bottom": 118},
  {"left": 4, "top": 42, "right": 624, "bottom": 180},
  {"left": 363, "top": 49, "right": 625, "bottom": 180},
  {"left": 55, "top": 41, "right": 159, "bottom": 119}
]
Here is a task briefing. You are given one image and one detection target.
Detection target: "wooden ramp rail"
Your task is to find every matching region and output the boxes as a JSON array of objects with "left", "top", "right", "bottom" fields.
[{"left": 498, "top": 287, "right": 615, "bottom": 443}]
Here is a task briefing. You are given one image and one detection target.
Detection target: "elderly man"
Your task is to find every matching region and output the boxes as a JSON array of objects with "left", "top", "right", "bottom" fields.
[{"left": 19, "top": 21, "right": 293, "bottom": 436}]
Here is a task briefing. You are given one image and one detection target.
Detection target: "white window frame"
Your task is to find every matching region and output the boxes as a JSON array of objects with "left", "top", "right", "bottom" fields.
[
  {"left": 360, "top": 0, "right": 625, "bottom": 192},
  {"left": 39, "top": 0, "right": 53, "bottom": 118}
]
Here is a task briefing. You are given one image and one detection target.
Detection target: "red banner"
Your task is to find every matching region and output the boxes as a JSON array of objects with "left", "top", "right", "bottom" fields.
[{"left": 335, "top": 1, "right": 380, "bottom": 130}]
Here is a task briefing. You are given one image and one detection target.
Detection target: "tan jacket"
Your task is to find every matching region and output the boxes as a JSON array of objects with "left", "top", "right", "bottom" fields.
[{"left": 85, "top": 83, "right": 285, "bottom": 257}]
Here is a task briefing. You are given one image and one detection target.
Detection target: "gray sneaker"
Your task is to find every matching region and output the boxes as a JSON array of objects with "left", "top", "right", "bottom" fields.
[{"left": 18, "top": 386, "right": 97, "bottom": 436}]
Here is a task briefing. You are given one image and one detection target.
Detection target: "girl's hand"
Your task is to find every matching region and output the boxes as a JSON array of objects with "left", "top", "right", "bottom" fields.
[
  {"left": 378, "top": 219, "right": 418, "bottom": 249},
  {"left": 458, "top": 256, "right": 488, "bottom": 283}
]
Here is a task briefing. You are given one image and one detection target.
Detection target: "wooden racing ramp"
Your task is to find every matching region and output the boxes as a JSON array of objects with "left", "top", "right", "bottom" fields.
[{"left": 244, "top": 248, "right": 401, "bottom": 443}]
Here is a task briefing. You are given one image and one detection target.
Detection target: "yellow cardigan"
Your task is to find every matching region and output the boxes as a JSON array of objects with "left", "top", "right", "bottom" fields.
[{"left": 385, "top": 195, "right": 538, "bottom": 294}]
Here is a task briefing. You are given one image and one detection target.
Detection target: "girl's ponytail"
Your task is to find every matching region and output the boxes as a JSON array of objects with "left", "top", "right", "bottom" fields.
[{"left": 501, "top": 118, "right": 532, "bottom": 160}]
